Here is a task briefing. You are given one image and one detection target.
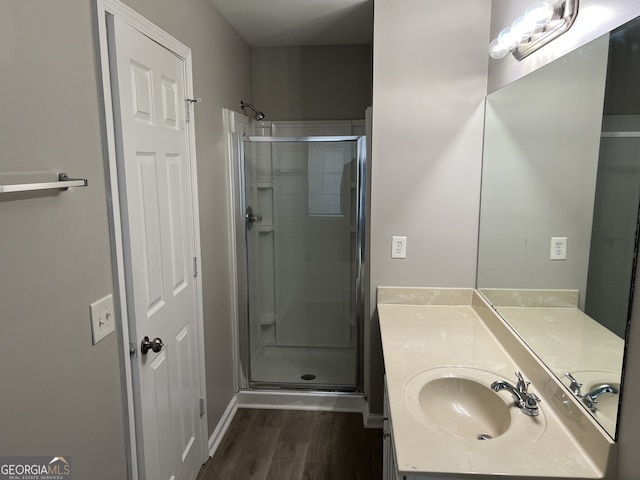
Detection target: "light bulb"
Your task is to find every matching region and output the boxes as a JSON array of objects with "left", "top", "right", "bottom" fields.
[
  {"left": 511, "top": 16, "right": 537, "bottom": 42},
  {"left": 497, "top": 27, "right": 519, "bottom": 52},
  {"left": 489, "top": 39, "right": 509, "bottom": 59},
  {"left": 525, "top": 2, "right": 555, "bottom": 27}
]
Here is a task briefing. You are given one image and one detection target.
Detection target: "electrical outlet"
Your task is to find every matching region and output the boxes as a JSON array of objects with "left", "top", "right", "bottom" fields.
[
  {"left": 550, "top": 236, "right": 567, "bottom": 260},
  {"left": 90, "top": 294, "right": 115, "bottom": 344},
  {"left": 391, "top": 236, "right": 407, "bottom": 259}
]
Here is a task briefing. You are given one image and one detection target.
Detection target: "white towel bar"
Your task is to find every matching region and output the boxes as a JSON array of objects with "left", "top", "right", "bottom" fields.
[{"left": 0, "top": 173, "right": 88, "bottom": 193}]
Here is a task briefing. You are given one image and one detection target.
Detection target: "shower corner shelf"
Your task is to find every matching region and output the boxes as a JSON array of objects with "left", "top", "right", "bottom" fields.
[
  {"left": 257, "top": 225, "right": 274, "bottom": 233},
  {"left": 0, "top": 172, "right": 88, "bottom": 194},
  {"left": 259, "top": 313, "right": 276, "bottom": 326}
]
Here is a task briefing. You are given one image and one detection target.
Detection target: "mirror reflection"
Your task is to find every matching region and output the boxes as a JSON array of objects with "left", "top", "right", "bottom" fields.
[{"left": 477, "top": 15, "right": 640, "bottom": 438}]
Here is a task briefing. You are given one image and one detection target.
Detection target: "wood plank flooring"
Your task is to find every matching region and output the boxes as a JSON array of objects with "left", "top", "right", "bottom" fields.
[{"left": 196, "top": 409, "right": 383, "bottom": 480}]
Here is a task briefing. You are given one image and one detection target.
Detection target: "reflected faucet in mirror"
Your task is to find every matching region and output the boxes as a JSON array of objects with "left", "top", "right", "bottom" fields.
[
  {"left": 583, "top": 384, "right": 619, "bottom": 413},
  {"left": 565, "top": 372, "right": 618, "bottom": 413}
]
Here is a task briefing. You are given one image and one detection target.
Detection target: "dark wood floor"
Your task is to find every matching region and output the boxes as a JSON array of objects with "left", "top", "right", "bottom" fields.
[{"left": 196, "top": 408, "right": 383, "bottom": 480}]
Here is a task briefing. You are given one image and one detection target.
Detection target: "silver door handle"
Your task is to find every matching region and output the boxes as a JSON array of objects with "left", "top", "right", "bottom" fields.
[{"left": 141, "top": 336, "right": 164, "bottom": 354}]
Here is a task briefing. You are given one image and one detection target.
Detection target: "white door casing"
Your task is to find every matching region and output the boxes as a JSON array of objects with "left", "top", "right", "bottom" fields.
[{"left": 106, "top": 13, "right": 205, "bottom": 480}]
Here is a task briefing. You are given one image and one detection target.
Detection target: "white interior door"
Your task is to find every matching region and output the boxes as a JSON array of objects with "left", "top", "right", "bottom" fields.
[{"left": 107, "top": 15, "right": 204, "bottom": 480}]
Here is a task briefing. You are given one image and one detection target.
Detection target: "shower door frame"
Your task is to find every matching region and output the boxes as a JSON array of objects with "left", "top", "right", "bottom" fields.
[{"left": 235, "top": 134, "right": 367, "bottom": 392}]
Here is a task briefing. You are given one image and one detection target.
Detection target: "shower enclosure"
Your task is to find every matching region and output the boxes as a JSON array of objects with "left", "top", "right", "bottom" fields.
[{"left": 236, "top": 133, "right": 366, "bottom": 391}]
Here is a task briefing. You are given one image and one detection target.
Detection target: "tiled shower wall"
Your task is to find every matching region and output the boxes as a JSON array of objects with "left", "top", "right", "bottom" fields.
[{"left": 247, "top": 120, "right": 364, "bottom": 364}]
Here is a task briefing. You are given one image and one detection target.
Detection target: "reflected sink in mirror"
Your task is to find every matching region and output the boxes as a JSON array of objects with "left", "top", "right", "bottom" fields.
[{"left": 404, "top": 367, "right": 546, "bottom": 442}]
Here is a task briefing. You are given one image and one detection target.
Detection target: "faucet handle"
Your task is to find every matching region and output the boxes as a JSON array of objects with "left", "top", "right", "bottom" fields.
[
  {"left": 525, "top": 392, "right": 541, "bottom": 407},
  {"left": 515, "top": 371, "right": 530, "bottom": 394},
  {"left": 523, "top": 392, "right": 542, "bottom": 416},
  {"left": 565, "top": 372, "right": 583, "bottom": 396}
]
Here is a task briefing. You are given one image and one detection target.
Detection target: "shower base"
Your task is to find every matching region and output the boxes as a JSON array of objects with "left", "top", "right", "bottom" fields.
[{"left": 250, "top": 345, "right": 357, "bottom": 388}]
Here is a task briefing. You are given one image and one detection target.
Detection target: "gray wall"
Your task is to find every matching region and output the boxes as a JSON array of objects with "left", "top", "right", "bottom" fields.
[
  {"left": 619, "top": 243, "right": 640, "bottom": 479},
  {"left": 0, "top": 0, "right": 251, "bottom": 477},
  {"left": 251, "top": 44, "right": 372, "bottom": 121},
  {"left": 369, "top": 0, "right": 491, "bottom": 412},
  {"left": 0, "top": 1, "right": 127, "bottom": 477}
]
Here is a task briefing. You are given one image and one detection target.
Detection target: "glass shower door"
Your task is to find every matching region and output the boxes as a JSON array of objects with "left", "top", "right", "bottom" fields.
[{"left": 242, "top": 135, "right": 365, "bottom": 390}]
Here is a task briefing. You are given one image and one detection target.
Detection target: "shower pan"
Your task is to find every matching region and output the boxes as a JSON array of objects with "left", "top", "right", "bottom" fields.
[{"left": 235, "top": 134, "right": 366, "bottom": 391}]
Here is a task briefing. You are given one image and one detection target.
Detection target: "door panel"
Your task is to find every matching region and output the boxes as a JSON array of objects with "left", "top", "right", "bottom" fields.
[
  {"left": 150, "top": 352, "right": 173, "bottom": 479},
  {"left": 108, "top": 15, "right": 203, "bottom": 480},
  {"left": 138, "top": 153, "right": 165, "bottom": 314},
  {"left": 167, "top": 154, "right": 189, "bottom": 294}
]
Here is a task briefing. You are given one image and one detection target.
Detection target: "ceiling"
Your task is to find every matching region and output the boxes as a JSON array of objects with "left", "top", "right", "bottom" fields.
[{"left": 208, "top": 0, "right": 373, "bottom": 47}]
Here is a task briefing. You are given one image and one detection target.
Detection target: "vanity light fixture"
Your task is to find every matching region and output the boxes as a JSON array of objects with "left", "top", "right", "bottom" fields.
[{"left": 489, "top": 0, "right": 579, "bottom": 60}]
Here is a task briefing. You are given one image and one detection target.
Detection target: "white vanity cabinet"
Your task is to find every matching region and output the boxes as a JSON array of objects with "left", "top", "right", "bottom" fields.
[{"left": 383, "top": 379, "right": 400, "bottom": 480}]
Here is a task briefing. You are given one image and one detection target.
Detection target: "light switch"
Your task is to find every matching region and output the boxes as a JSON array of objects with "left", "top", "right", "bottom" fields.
[{"left": 90, "top": 294, "right": 115, "bottom": 344}]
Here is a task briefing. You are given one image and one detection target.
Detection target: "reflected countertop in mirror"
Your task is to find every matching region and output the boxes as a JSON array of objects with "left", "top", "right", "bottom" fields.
[{"left": 480, "top": 288, "right": 624, "bottom": 435}]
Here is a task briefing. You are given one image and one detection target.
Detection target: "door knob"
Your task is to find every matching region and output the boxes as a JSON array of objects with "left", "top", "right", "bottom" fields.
[
  {"left": 246, "top": 206, "right": 262, "bottom": 229},
  {"left": 141, "top": 336, "right": 164, "bottom": 354}
]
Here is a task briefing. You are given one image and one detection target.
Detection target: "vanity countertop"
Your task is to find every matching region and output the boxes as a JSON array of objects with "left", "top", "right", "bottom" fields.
[{"left": 378, "top": 287, "right": 613, "bottom": 479}]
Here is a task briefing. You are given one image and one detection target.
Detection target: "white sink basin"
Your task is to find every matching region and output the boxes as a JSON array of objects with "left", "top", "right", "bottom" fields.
[
  {"left": 416, "top": 376, "right": 511, "bottom": 440},
  {"left": 404, "top": 367, "right": 546, "bottom": 442}
]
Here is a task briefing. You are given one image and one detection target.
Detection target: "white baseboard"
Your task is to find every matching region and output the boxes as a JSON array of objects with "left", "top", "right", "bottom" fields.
[
  {"left": 236, "top": 390, "right": 365, "bottom": 413},
  {"left": 207, "top": 396, "right": 238, "bottom": 457},
  {"left": 363, "top": 400, "right": 384, "bottom": 429}
]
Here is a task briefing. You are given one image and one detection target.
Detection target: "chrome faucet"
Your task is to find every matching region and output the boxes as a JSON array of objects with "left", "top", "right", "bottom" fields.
[
  {"left": 564, "top": 372, "right": 618, "bottom": 413},
  {"left": 491, "top": 371, "right": 541, "bottom": 416},
  {"left": 582, "top": 384, "right": 619, "bottom": 413}
]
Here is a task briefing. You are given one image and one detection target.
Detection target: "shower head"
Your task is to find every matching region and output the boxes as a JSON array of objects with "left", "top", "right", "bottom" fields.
[{"left": 240, "top": 100, "right": 266, "bottom": 121}]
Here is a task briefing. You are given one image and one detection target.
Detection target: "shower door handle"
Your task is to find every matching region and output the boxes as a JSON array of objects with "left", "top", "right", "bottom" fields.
[{"left": 246, "top": 206, "right": 262, "bottom": 228}]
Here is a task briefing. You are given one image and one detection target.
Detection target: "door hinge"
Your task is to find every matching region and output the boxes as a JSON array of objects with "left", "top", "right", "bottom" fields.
[
  {"left": 193, "top": 257, "right": 198, "bottom": 277},
  {"left": 185, "top": 98, "right": 201, "bottom": 123},
  {"left": 199, "top": 397, "right": 205, "bottom": 417}
]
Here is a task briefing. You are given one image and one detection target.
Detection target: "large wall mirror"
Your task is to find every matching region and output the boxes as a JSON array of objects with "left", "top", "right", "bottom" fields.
[{"left": 478, "top": 14, "right": 640, "bottom": 439}]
